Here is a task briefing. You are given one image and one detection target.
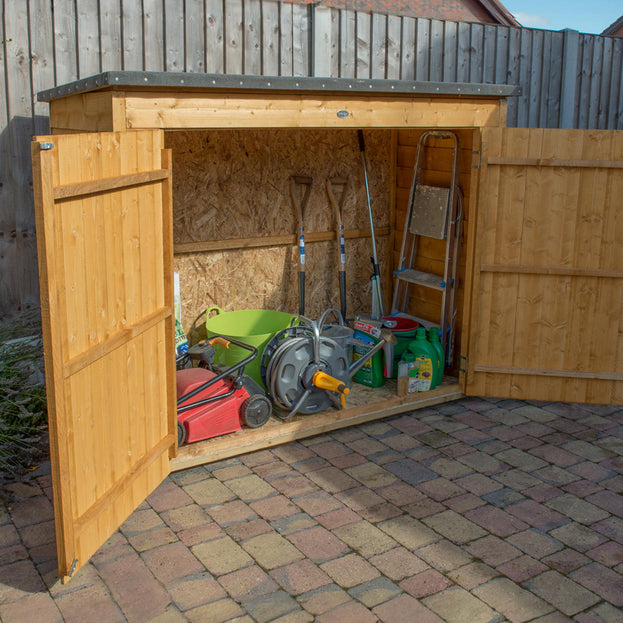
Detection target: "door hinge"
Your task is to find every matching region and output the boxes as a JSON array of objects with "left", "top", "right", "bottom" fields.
[
  {"left": 68, "top": 558, "right": 78, "bottom": 577},
  {"left": 471, "top": 151, "right": 481, "bottom": 168},
  {"left": 459, "top": 355, "right": 468, "bottom": 374},
  {"left": 40, "top": 142, "right": 54, "bottom": 151}
]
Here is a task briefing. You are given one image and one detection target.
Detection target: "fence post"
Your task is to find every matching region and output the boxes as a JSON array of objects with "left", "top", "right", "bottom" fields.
[{"left": 559, "top": 29, "right": 580, "bottom": 128}]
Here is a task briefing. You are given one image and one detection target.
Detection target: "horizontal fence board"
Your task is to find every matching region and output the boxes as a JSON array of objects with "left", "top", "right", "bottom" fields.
[{"left": 2, "top": 0, "right": 622, "bottom": 317}]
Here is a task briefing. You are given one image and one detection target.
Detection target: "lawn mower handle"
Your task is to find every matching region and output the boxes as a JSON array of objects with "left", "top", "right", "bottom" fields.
[{"left": 176, "top": 335, "right": 258, "bottom": 408}]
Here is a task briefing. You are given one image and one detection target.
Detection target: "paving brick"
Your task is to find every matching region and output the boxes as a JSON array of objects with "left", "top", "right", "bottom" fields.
[
  {"left": 359, "top": 502, "right": 403, "bottom": 523},
  {"left": 179, "top": 521, "right": 227, "bottom": 547},
  {"left": 183, "top": 478, "right": 236, "bottom": 506},
  {"left": 465, "top": 505, "right": 529, "bottom": 537},
  {"left": 168, "top": 573, "right": 227, "bottom": 610},
  {"left": 0, "top": 559, "right": 46, "bottom": 603},
  {"left": 575, "top": 602, "right": 623, "bottom": 623},
  {"left": 524, "top": 570, "right": 600, "bottom": 616},
  {"left": 562, "top": 479, "right": 603, "bottom": 498},
  {"left": 417, "top": 477, "right": 466, "bottom": 501},
  {"left": 374, "top": 593, "right": 444, "bottom": 623},
  {"left": 16, "top": 519, "right": 55, "bottom": 549},
  {"left": 400, "top": 568, "right": 452, "bottom": 598},
  {"left": 55, "top": 579, "right": 126, "bottom": 622},
  {"left": 562, "top": 440, "right": 614, "bottom": 462},
  {"left": 378, "top": 515, "right": 438, "bottom": 550},
  {"left": 423, "top": 585, "right": 497, "bottom": 623},
  {"left": 270, "top": 473, "right": 319, "bottom": 497},
  {"left": 369, "top": 546, "right": 429, "bottom": 580},
  {"left": 316, "top": 506, "right": 361, "bottom": 529},
  {"left": 127, "top": 525, "right": 178, "bottom": 553},
  {"left": 348, "top": 575, "right": 401, "bottom": 607},
  {"left": 0, "top": 543, "right": 27, "bottom": 566},
  {"left": 542, "top": 549, "right": 591, "bottom": 574},
  {"left": 346, "top": 437, "right": 387, "bottom": 456},
  {"left": 427, "top": 457, "right": 474, "bottom": 479},
  {"left": 602, "top": 474, "right": 623, "bottom": 493},
  {"left": 494, "top": 468, "right": 542, "bottom": 490},
  {"left": 455, "top": 473, "right": 503, "bottom": 496},
  {"left": 0, "top": 592, "right": 64, "bottom": 623},
  {"left": 329, "top": 453, "right": 368, "bottom": 469},
  {"left": 568, "top": 460, "right": 615, "bottom": 482},
  {"left": 510, "top": 435, "right": 543, "bottom": 450},
  {"left": 306, "top": 466, "right": 359, "bottom": 493},
  {"left": 253, "top": 460, "right": 292, "bottom": 479},
  {"left": 272, "top": 610, "right": 314, "bottom": 623},
  {"left": 344, "top": 462, "right": 397, "bottom": 489},
  {"left": 529, "top": 444, "right": 583, "bottom": 467},
  {"left": 549, "top": 523, "right": 608, "bottom": 552},
  {"left": 224, "top": 518, "right": 272, "bottom": 543},
  {"left": 586, "top": 540, "right": 623, "bottom": 567},
  {"left": 404, "top": 496, "right": 448, "bottom": 517},
  {"left": 546, "top": 493, "right": 610, "bottom": 524},
  {"left": 207, "top": 500, "right": 257, "bottom": 525},
  {"left": 415, "top": 539, "right": 473, "bottom": 572},
  {"left": 506, "top": 529, "right": 563, "bottom": 558},
  {"left": 473, "top": 576, "right": 553, "bottom": 622},
  {"left": 7, "top": 495, "right": 54, "bottom": 529},
  {"left": 440, "top": 442, "right": 476, "bottom": 458},
  {"left": 422, "top": 509, "right": 488, "bottom": 544},
  {"left": 593, "top": 516, "right": 623, "bottom": 542},
  {"left": 382, "top": 433, "right": 421, "bottom": 452},
  {"left": 444, "top": 493, "right": 487, "bottom": 514},
  {"left": 316, "top": 599, "right": 379, "bottom": 623},
  {"left": 286, "top": 526, "right": 348, "bottom": 562},
  {"left": 320, "top": 553, "right": 381, "bottom": 588},
  {"left": 384, "top": 458, "right": 438, "bottom": 485},
  {"left": 269, "top": 559, "right": 332, "bottom": 596},
  {"left": 225, "top": 474, "right": 279, "bottom": 502},
  {"left": 210, "top": 464, "right": 253, "bottom": 482},
  {"left": 467, "top": 535, "right": 522, "bottom": 566},
  {"left": 375, "top": 481, "right": 423, "bottom": 506},
  {"left": 141, "top": 541, "right": 204, "bottom": 585},
  {"left": 250, "top": 494, "right": 299, "bottom": 521},
  {"left": 192, "top": 536, "right": 253, "bottom": 575},
  {"left": 482, "top": 408, "right": 528, "bottom": 426},
  {"left": 161, "top": 503, "right": 213, "bottom": 533},
  {"left": 298, "top": 584, "right": 351, "bottom": 615},
  {"left": 120, "top": 507, "right": 164, "bottom": 536},
  {"left": 272, "top": 442, "right": 316, "bottom": 464},
  {"left": 447, "top": 561, "right": 499, "bottom": 590},
  {"left": 95, "top": 552, "right": 171, "bottom": 622},
  {"left": 243, "top": 532, "right": 305, "bottom": 569},
  {"left": 457, "top": 451, "right": 507, "bottom": 474},
  {"left": 524, "top": 483, "right": 565, "bottom": 502},
  {"left": 239, "top": 449, "right": 276, "bottom": 466},
  {"left": 586, "top": 490, "right": 623, "bottom": 517},
  {"left": 147, "top": 478, "right": 193, "bottom": 512},
  {"left": 507, "top": 500, "right": 568, "bottom": 531},
  {"left": 534, "top": 465, "right": 582, "bottom": 486},
  {"left": 497, "top": 554, "right": 548, "bottom": 582},
  {"left": 293, "top": 490, "right": 345, "bottom": 517},
  {"left": 482, "top": 487, "right": 526, "bottom": 508},
  {"left": 185, "top": 597, "right": 245, "bottom": 623},
  {"left": 570, "top": 562, "right": 623, "bottom": 606},
  {"left": 218, "top": 565, "right": 279, "bottom": 600},
  {"left": 452, "top": 428, "right": 492, "bottom": 444}
]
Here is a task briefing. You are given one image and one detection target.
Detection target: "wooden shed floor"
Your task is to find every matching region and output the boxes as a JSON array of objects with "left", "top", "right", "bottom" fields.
[{"left": 172, "top": 377, "right": 462, "bottom": 471}]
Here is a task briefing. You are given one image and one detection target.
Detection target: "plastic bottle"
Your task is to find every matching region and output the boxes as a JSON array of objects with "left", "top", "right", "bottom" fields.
[
  {"left": 427, "top": 327, "right": 445, "bottom": 382},
  {"left": 397, "top": 351, "right": 417, "bottom": 396},
  {"left": 407, "top": 328, "right": 441, "bottom": 390}
]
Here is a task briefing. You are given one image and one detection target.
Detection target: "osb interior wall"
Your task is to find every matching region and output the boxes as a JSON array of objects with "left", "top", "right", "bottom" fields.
[
  {"left": 168, "top": 129, "right": 392, "bottom": 342},
  {"left": 395, "top": 128, "right": 475, "bottom": 367}
]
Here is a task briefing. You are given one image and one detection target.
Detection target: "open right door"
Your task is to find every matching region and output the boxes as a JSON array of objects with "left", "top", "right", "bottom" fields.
[{"left": 463, "top": 127, "right": 623, "bottom": 405}]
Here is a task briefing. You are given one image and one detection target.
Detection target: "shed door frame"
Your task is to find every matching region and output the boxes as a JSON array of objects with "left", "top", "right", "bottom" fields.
[{"left": 32, "top": 130, "right": 177, "bottom": 582}]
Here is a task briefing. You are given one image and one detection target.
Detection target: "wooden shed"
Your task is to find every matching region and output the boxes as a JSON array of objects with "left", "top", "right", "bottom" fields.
[{"left": 32, "top": 71, "right": 623, "bottom": 581}]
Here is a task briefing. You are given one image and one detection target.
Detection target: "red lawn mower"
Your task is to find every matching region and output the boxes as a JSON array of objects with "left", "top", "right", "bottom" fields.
[{"left": 176, "top": 336, "right": 272, "bottom": 445}]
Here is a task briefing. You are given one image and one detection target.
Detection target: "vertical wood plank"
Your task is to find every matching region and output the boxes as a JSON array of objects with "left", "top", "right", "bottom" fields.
[
  {"left": 470, "top": 23, "right": 484, "bottom": 84},
  {"left": 371, "top": 13, "right": 387, "bottom": 80},
  {"left": 313, "top": 5, "right": 333, "bottom": 77},
  {"left": 598, "top": 37, "right": 613, "bottom": 130},
  {"left": 225, "top": 0, "right": 244, "bottom": 74},
  {"left": 99, "top": 0, "right": 122, "bottom": 71},
  {"left": 482, "top": 24, "right": 496, "bottom": 84},
  {"left": 121, "top": 0, "right": 144, "bottom": 70},
  {"left": 577, "top": 35, "right": 593, "bottom": 129},
  {"left": 340, "top": 9, "right": 356, "bottom": 79},
  {"left": 443, "top": 20, "right": 457, "bottom": 82},
  {"left": 29, "top": 0, "right": 54, "bottom": 134},
  {"left": 414, "top": 18, "right": 430, "bottom": 81},
  {"left": 205, "top": 0, "right": 224, "bottom": 74},
  {"left": 516, "top": 29, "right": 532, "bottom": 127},
  {"left": 505, "top": 27, "right": 521, "bottom": 126},
  {"left": 262, "top": 0, "right": 280, "bottom": 76},
  {"left": 429, "top": 19, "right": 443, "bottom": 82},
  {"left": 279, "top": 1, "right": 293, "bottom": 76},
  {"left": 244, "top": 0, "right": 262, "bottom": 74},
  {"left": 292, "top": 3, "right": 310, "bottom": 77},
  {"left": 528, "top": 30, "right": 543, "bottom": 128},
  {"left": 77, "top": 0, "right": 101, "bottom": 76},
  {"left": 356, "top": 12, "right": 371, "bottom": 79},
  {"left": 165, "top": 0, "right": 185, "bottom": 72},
  {"left": 386, "top": 15, "right": 401, "bottom": 80},
  {"left": 546, "top": 32, "right": 564, "bottom": 128},
  {"left": 143, "top": 0, "right": 165, "bottom": 71},
  {"left": 456, "top": 21, "right": 470, "bottom": 83},
  {"left": 54, "top": 0, "right": 78, "bottom": 84},
  {"left": 400, "top": 17, "right": 415, "bottom": 81},
  {"left": 587, "top": 36, "right": 603, "bottom": 130}
]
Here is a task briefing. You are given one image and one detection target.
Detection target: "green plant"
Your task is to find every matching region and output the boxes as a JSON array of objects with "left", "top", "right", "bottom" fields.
[{"left": 0, "top": 309, "right": 48, "bottom": 479}]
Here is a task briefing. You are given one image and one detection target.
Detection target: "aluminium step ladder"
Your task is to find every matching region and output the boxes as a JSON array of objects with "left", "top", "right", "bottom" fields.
[{"left": 391, "top": 130, "right": 462, "bottom": 368}]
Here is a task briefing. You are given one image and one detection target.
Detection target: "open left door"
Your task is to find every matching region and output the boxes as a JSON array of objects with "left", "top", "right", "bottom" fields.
[
  {"left": 32, "top": 130, "right": 177, "bottom": 582},
  {"left": 463, "top": 127, "right": 623, "bottom": 405}
]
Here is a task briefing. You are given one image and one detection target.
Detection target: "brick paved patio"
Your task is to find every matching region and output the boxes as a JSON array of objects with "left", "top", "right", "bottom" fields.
[{"left": 1, "top": 396, "right": 622, "bottom": 622}]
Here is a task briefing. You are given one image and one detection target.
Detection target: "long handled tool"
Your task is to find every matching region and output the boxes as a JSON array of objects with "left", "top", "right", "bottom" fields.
[
  {"left": 357, "top": 130, "right": 384, "bottom": 318},
  {"left": 289, "top": 175, "right": 313, "bottom": 316},
  {"left": 326, "top": 176, "right": 350, "bottom": 320}
]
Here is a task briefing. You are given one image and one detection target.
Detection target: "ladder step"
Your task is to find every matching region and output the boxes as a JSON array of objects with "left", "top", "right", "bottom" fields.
[{"left": 395, "top": 268, "right": 445, "bottom": 291}]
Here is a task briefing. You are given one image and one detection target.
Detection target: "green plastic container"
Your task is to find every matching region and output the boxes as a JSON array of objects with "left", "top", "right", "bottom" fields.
[
  {"left": 407, "top": 328, "right": 441, "bottom": 390},
  {"left": 428, "top": 327, "right": 445, "bottom": 381},
  {"left": 381, "top": 316, "right": 419, "bottom": 378},
  {"left": 205, "top": 307, "right": 296, "bottom": 388},
  {"left": 352, "top": 332, "right": 385, "bottom": 388}
]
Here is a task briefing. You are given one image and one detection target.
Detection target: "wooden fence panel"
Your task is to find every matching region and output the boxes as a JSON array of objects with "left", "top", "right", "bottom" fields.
[{"left": 1, "top": 0, "right": 623, "bottom": 317}]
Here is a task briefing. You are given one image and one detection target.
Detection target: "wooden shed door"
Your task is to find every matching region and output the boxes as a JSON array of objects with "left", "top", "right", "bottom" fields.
[
  {"left": 464, "top": 127, "right": 623, "bottom": 405},
  {"left": 31, "top": 130, "right": 177, "bottom": 582}
]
